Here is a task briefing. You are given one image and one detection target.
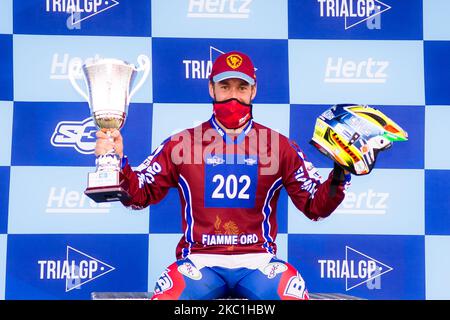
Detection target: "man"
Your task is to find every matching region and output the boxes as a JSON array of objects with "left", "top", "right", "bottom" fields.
[{"left": 95, "top": 51, "right": 351, "bottom": 300}]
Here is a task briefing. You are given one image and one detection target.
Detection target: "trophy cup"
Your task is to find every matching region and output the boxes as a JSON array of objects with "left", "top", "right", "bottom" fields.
[{"left": 69, "top": 55, "right": 150, "bottom": 202}]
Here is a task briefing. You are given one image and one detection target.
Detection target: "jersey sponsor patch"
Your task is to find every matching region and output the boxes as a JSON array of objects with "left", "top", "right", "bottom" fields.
[
  {"left": 261, "top": 262, "right": 288, "bottom": 279},
  {"left": 177, "top": 262, "right": 202, "bottom": 280},
  {"left": 294, "top": 166, "right": 319, "bottom": 197},
  {"left": 303, "top": 159, "right": 322, "bottom": 180},
  {"left": 137, "top": 161, "right": 162, "bottom": 188},
  {"left": 204, "top": 154, "right": 258, "bottom": 208},
  {"left": 283, "top": 273, "right": 307, "bottom": 299},
  {"left": 154, "top": 269, "right": 173, "bottom": 294},
  {"left": 201, "top": 233, "right": 259, "bottom": 246}
]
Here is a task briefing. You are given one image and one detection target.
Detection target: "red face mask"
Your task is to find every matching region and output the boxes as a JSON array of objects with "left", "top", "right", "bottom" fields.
[{"left": 213, "top": 98, "right": 253, "bottom": 129}]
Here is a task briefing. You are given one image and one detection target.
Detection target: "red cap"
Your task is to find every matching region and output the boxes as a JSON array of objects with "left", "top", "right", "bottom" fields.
[{"left": 209, "top": 51, "right": 256, "bottom": 85}]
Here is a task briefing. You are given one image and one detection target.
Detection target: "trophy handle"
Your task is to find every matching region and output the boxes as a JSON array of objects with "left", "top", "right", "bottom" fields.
[
  {"left": 68, "top": 62, "right": 89, "bottom": 102},
  {"left": 129, "top": 54, "right": 151, "bottom": 101}
]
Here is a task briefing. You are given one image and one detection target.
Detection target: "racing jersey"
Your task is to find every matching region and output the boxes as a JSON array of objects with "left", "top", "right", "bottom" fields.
[{"left": 120, "top": 116, "right": 350, "bottom": 259}]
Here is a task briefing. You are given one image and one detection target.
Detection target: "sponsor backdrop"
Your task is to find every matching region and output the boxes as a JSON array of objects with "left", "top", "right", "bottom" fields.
[{"left": 0, "top": 0, "right": 448, "bottom": 300}]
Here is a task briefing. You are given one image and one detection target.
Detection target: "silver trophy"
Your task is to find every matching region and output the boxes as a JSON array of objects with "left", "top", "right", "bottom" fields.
[{"left": 69, "top": 55, "right": 150, "bottom": 203}]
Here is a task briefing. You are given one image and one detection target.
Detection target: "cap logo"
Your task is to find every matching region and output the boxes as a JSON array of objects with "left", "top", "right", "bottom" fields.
[{"left": 226, "top": 54, "right": 243, "bottom": 69}]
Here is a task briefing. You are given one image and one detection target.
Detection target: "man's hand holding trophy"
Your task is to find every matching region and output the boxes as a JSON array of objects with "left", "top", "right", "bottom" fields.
[{"left": 69, "top": 55, "right": 150, "bottom": 203}]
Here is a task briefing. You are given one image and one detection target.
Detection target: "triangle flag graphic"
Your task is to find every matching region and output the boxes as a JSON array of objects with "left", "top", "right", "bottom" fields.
[
  {"left": 65, "top": 245, "right": 115, "bottom": 292},
  {"left": 345, "top": 0, "right": 391, "bottom": 30},
  {"left": 345, "top": 246, "right": 393, "bottom": 291},
  {"left": 69, "top": 0, "right": 120, "bottom": 25}
]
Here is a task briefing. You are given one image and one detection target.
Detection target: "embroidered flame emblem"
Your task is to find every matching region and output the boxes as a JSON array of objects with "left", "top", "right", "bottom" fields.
[
  {"left": 223, "top": 221, "right": 239, "bottom": 235},
  {"left": 214, "top": 215, "right": 240, "bottom": 251},
  {"left": 226, "top": 54, "right": 243, "bottom": 69},
  {"left": 214, "top": 216, "right": 222, "bottom": 232}
]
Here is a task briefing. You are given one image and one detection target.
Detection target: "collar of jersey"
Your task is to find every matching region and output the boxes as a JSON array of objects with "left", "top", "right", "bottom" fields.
[{"left": 209, "top": 115, "right": 254, "bottom": 145}]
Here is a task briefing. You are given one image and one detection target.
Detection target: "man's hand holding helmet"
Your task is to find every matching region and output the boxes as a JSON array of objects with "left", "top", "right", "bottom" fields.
[{"left": 310, "top": 104, "right": 408, "bottom": 175}]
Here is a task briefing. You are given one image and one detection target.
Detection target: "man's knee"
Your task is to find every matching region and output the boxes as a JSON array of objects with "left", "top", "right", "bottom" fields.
[
  {"left": 236, "top": 259, "right": 309, "bottom": 300},
  {"left": 277, "top": 264, "right": 309, "bottom": 300},
  {"left": 151, "top": 259, "right": 227, "bottom": 300}
]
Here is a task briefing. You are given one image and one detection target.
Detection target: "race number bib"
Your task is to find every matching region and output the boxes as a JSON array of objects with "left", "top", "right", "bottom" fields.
[{"left": 204, "top": 154, "right": 258, "bottom": 208}]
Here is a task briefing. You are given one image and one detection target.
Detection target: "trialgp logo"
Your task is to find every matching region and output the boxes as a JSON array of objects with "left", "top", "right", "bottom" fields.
[
  {"left": 317, "top": 0, "right": 392, "bottom": 30},
  {"left": 318, "top": 246, "right": 393, "bottom": 291},
  {"left": 187, "top": 0, "right": 252, "bottom": 19},
  {"left": 51, "top": 117, "right": 96, "bottom": 154},
  {"left": 183, "top": 46, "right": 257, "bottom": 80},
  {"left": 38, "top": 246, "right": 115, "bottom": 292},
  {"left": 45, "top": 0, "right": 119, "bottom": 26},
  {"left": 183, "top": 46, "right": 222, "bottom": 80}
]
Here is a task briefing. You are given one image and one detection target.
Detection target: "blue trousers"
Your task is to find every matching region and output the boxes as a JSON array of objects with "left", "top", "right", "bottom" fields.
[{"left": 151, "top": 256, "right": 309, "bottom": 300}]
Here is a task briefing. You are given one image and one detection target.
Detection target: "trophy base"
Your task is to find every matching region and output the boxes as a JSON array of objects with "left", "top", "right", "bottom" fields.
[
  {"left": 85, "top": 185, "right": 131, "bottom": 203},
  {"left": 85, "top": 169, "right": 131, "bottom": 203}
]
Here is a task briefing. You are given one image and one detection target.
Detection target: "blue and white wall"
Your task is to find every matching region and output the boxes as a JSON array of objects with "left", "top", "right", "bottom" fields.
[{"left": 0, "top": 0, "right": 449, "bottom": 300}]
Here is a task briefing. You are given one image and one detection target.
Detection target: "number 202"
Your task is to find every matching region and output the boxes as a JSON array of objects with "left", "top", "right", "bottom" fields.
[{"left": 211, "top": 174, "right": 251, "bottom": 200}]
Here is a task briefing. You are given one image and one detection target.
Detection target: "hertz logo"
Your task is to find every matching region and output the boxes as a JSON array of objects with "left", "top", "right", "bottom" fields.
[
  {"left": 324, "top": 58, "right": 389, "bottom": 84},
  {"left": 187, "top": 0, "right": 252, "bottom": 19}
]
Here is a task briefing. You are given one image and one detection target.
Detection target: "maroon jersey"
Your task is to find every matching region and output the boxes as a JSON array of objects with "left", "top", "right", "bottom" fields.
[{"left": 120, "top": 117, "right": 350, "bottom": 259}]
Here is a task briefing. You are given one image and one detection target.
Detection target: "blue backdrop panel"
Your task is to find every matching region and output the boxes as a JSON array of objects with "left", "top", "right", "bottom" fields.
[
  {"left": 288, "top": 234, "right": 425, "bottom": 300},
  {"left": 0, "top": 35, "right": 13, "bottom": 101},
  {"left": 424, "top": 41, "right": 450, "bottom": 105},
  {"left": 288, "top": 0, "right": 423, "bottom": 40},
  {"left": 5, "top": 234, "right": 149, "bottom": 300},
  {"left": 13, "top": 0, "right": 151, "bottom": 36},
  {"left": 425, "top": 170, "right": 450, "bottom": 236},
  {"left": 0, "top": 167, "right": 9, "bottom": 234},
  {"left": 152, "top": 38, "right": 289, "bottom": 103}
]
